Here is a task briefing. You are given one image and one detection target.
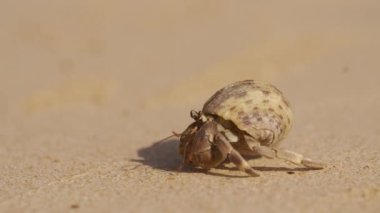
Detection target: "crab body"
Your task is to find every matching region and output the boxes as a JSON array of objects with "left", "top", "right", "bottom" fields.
[{"left": 179, "top": 80, "right": 324, "bottom": 176}]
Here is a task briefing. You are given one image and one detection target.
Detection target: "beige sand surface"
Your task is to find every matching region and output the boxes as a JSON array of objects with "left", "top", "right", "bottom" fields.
[{"left": 1, "top": 1, "right": 380, "bottom": 212}]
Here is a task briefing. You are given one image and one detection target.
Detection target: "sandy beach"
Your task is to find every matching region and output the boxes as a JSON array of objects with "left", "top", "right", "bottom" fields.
[{"left": 1, "top": 1, "right": 380, "bottom": 212}]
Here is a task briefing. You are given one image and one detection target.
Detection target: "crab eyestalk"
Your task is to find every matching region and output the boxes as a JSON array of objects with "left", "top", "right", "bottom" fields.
[
  {"left": 190, "top": 110, "right": 207, "bottom": 122},
  {"left": 190, "top": 110, "right": 200, "bottom": 120}
]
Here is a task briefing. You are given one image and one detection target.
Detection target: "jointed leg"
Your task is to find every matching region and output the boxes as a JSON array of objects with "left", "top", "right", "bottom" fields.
[
  {"left": 247, "top": 141, "right": 325, "bottom": 169},
  {"left": 274, "top": 149, "right": 325, "bottom": 168},
  {"left": 214, "top": 134, "right": 260, "bottom": 176}
]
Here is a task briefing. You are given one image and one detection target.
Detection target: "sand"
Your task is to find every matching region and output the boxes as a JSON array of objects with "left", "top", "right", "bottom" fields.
[{"left": 1, "top": 1, "right": 380, "bottom": 212}]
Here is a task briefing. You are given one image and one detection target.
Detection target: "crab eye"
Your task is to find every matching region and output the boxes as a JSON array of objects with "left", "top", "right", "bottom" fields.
[{"left": 190, "top": 110, "right": 200, "bottom": 120}]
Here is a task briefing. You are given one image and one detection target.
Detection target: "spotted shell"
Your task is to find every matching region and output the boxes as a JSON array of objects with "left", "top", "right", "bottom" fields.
[{"left": 202, "top": 80, "right": 293, "bottom": 146}]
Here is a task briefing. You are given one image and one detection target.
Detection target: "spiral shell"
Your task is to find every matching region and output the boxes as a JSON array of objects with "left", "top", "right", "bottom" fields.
[{"left": 203, "top": 80, "right": 293, "bottom": 145}]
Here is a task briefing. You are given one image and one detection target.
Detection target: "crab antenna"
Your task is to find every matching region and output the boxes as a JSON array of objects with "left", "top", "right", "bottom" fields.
[
  {"left": 172, "top": 131, "right": 182, "bottom": 137},
  {"left": 157, "top": 132, "right": 180, "bottom": 144}
]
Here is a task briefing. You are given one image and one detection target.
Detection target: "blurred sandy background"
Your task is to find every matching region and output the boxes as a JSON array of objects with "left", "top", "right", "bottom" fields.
[{"left": 0, "top": 0, "right": 380, "bottom": 212}]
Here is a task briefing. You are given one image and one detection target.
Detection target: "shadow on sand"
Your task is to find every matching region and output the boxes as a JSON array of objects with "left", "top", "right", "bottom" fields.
[{"left": 133, "top": 138, "right": 182, "bottom": 172}]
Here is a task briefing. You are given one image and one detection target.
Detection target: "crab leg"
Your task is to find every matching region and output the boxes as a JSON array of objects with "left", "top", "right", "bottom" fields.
[
  {"left": 214, "top": 134, "right": 260, "bottom": 176},
  {"left": 247, "top": 142, "right": 325, "bottom": 169},
  {"left": 275, "top": 149, "right": 326, "bottom": 168}
]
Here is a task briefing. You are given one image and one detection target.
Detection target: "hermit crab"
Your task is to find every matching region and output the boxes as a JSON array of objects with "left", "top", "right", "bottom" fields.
[{"left": 177, "top": 80, "right": 325, "bottom": 176}]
